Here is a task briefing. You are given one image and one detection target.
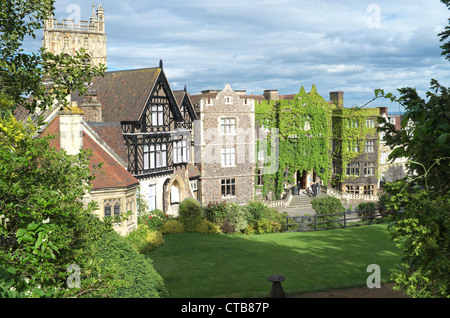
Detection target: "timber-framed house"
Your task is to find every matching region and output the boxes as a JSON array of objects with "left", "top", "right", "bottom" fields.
[{"left": 73, "top": 60, "right": 198, "bottom": 215}]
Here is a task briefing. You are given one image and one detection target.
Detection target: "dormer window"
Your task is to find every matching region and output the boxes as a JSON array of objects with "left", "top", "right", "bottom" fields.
[{"left": 225, "top": 96, "right": 232, "bottom": 104}]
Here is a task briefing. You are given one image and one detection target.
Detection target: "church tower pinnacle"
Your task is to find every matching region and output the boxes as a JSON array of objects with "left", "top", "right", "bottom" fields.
[{"left": 42, "top": 3, "right": 107, "bottom": 67}]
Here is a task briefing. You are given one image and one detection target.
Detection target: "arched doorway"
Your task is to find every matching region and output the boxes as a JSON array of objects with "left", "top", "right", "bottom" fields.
[{"left": 164, "top": 176, "right": 186, "bottom": 216}]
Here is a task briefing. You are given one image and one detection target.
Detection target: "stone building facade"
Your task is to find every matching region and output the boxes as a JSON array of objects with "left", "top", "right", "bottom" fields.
[
  {"left": 190, "top": 85, "right": 256, "bottom": 205},
  {"left": 42, "top": 4, "right": 107, "bottom": 67}
]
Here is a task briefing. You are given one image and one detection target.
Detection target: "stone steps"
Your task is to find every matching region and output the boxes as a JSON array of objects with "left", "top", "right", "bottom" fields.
[{"left": 289, "top": 191, "right": 327, "bottom": 208}]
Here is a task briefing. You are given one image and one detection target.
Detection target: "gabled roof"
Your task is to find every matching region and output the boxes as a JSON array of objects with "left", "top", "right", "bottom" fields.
[
  {"left": 44, "top": 115, "right": 139, "bottom": 190},
  {"left": 72, "top": 65, "right": 183, "bottom": 123},
  {"left": 173, "top": 89, "right": 198, "bottom": 121}
]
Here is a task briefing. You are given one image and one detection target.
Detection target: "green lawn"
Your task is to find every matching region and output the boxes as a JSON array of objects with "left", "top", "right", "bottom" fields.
[{"left": 147, "top": 224, "right": 401, "bottom": 298}]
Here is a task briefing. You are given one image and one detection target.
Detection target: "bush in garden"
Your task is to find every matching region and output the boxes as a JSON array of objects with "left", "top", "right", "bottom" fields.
[
  {"left": 255, "top": 219, "right": 282, "bottom": 234},
  {"left": 126, "top": 224, "right": 164, "bottom": 254},
  {"left": 178, "top": 198, "right": 203, "bottom": 232},
  {"left": 95, "top": 231, "right": 168, "bottom": 298},
  {"left": 357, "top": 202, "right": 377, "bottom": 221},
  {"left": 245, "top": 201, "right": 288, "bottom": 230},
  {"left": 310, "top": 196, "right": 345, "bottom": 229},
  {"left": 202, "top": 201, "right": 228, "bottom": 223},
  {"left": 138, "top": 209, "right": 172, "bottom": 231},
  {"left": 160, "top": 220, "right": 184, "bottom": 234},
  {"left": 196, "top": 219, "right": 221, "bottom": 234}
]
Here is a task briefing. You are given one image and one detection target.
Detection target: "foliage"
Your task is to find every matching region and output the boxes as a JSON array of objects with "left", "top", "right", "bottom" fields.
[
  {"left": 138, "top": 209, "right": 173, "bottom": 232},
  {"left": 0, "top": 0, "right": 105, "bottom": 116},
  {"left": 125, "top": 224, "right": 165, "bottom": 254},
  {"left": 178, "top": 198, "right": 203, "bottom": 232},
  {"left": 255, "top": 85, "right": 334, "bottom": 199},
  {"left": 0, "top": 115, "right": 114, "bottom": 297},
  {"left": 160, "top": 220, "right": 184, "bottom": 234},
  {"left": 310, "top": 196, "right": 345, "bottom": 229},
  {"left": 357, "top": 202, "right": 376, "bottom": 220},
  {"left": 369, "top": 6, "right": 450, "bottom": 296},
  {"left": 439, "top": 0, "right": 450, "bottom": 61},
  {"left": 202, "top": 201, "right": 229, "bottom": 224},
  {"left": 331, "top": 107, "right": 379, "bottom": 185},
  {"left": 94, "top": 231, "right": 169, "bottom": 298},
  {"left": 387, "top": 191, "right": 449, "bottom": 297},
  {"left": 311, "top": 196, "right": 345, "bottom": 214},
  {"left": 196, "top": 219, "right": 221, "bottom": 234},
  {"left": 253, "top": 219, "right": 282, "bottom": 234}
]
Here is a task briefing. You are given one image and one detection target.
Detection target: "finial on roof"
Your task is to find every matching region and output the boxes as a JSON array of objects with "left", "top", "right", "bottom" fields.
[
  {"left": 159, "top": 59, "right": 163, "bottom": 69},
  {"left": 92, "top": 4, "right": 96, "bottom": 18},
  {"left": 98, "top": 3, "right": 103, "bottom": 10}
]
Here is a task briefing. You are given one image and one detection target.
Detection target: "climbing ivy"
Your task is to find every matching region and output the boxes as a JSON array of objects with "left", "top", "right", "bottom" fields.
[
  {"left": 331, "top": 107, "right": 379, "bottom": 186},
  {"left": 256, "top": 86, "right": 381, "bottom": 199},
  {"left": 255, "top": 85, "right": 334, "bottom": 200}
]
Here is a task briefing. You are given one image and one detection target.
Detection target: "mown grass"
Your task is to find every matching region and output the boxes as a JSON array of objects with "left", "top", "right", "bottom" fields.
[{"left": 147, "top": 224, "right": 401, "bottom": 298}]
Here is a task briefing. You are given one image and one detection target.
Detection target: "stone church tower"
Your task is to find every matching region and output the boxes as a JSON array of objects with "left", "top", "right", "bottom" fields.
[{"left": 42, "top": 3, "right": 107, "bottom": 67}]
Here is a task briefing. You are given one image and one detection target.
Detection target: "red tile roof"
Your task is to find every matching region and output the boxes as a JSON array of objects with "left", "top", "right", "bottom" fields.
[{"left": 44, "top": 116, "right": 139, "bottom": 190}]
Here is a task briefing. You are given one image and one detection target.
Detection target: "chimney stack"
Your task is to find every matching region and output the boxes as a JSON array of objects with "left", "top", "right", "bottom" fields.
[
  {"left": 264, "top": 90, "right": 279, "bottom": 101},
  {"left": 59, "top": 104, "right": 84, "bottom": 155},
  {"left": 330, "top": 91, "right": 344, "bottom": 108}
]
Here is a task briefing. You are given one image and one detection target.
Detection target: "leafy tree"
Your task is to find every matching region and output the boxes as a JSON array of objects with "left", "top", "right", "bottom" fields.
[
  {"left": 374, "top": 0, "right": 450, "bottom": 298},
  {"left": 0, "top": 0, "right": 109, "bottom": 297},
  {"left": 0, "top": 115, "right": 113, "bottom": 297},
  {"left": 0, "top": 0, "right": 105, "bottom": 115}
]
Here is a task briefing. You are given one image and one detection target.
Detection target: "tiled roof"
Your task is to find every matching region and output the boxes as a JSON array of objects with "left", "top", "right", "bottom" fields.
[
  {"left": 72, "top": 68, "right": 161, "bottom": 122},
  {"left": 44, "top": 115, "right": 139, "bottom": 190},
  {"left": 88, "top": 122, "right": 128, "bottom": 164},
  {"left": 188, "top": 163, "right": 201, "bottom": 179}
]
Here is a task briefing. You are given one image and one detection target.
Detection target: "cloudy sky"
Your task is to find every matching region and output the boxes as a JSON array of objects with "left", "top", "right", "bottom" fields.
[{"left": 26, "top": 0, "right": 449, "bottom": 112}]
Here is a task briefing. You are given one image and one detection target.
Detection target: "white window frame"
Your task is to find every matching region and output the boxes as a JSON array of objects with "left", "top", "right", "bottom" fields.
[
  {"left": 364, "top": 162, "right": 375, "bottom": 176},
  {"left": 221, "top": 118, "right": 236, "bottom": 135},
  {"left": 365, "top": 140, "right": 374, "bottom": 153},
  {"left": 152, "top": 105, "right": 164, "bottom": 126},
  {"left": 221, "top": 147, "right": 236, "bottom": 167}
]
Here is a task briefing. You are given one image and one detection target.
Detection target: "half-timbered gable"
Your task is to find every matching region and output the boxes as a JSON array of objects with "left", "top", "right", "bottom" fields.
[
  {"left": 71, "top": 61, "right": 195, "bottom": 215},
  {"left": 173, "top": 88, "right": 197, "bottom": 130}
]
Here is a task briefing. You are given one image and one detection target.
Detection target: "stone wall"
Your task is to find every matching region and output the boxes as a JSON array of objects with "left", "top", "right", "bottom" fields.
[{"left": 195, "top": 84, "right": 256, "bottom": 205}]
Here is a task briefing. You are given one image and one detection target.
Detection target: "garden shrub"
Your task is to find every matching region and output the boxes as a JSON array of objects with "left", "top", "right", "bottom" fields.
[
  {"left": 160, "top": 219, "right": 184, "bottom": 234},
  {"left": 254, "top": 219, "right": 282, "bottom": 234},
  {"left": 138, "top": 209, "right": 172, "bottom": 231},
  {"left": 95, "top": 231, "right": 169, "bottom": 298},
  {"left": 196, "top": 219, "right": 221, "bottom": 234},
  {"left": 126, "top": 224, "right": 164, "bottom": 254},
  {"left": 310, "top": 196, "right": 345, "bottom": 229},
  {"left": 202, "top": 201, "right": 228, "bottom": 223},
  {"left": 217, "top": 203, "right": 249, "bottom": 234},
  {"left": 245, "top": 201, "right": 287, "bottom": 227},
  {"left": 357, "top": 202, "right": 377, "bottom": 221},
  {"left": 178, "top": 198, "right": 203, "bottom": 232}
]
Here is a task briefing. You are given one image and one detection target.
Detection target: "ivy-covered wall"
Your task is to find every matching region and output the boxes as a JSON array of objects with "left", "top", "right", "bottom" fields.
[
  {"left": 255, "top": 85, "right": 381, "bottom": 200},
  {"left": 331, "top": 107, "right": 380, "bottom": 189},
  {"left": 255, "top": 85, "right": 334, "bottom": 200}
]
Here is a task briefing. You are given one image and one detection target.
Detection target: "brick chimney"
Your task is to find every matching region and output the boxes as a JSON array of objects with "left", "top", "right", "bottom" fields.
[{"left": 330, "top": 91, "right": 344, "bottom": 107}]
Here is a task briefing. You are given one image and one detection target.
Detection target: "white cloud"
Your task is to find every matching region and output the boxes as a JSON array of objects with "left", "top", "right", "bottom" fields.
[{"left": 29, "top": 0, "right": 450, "bottom": 112}]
